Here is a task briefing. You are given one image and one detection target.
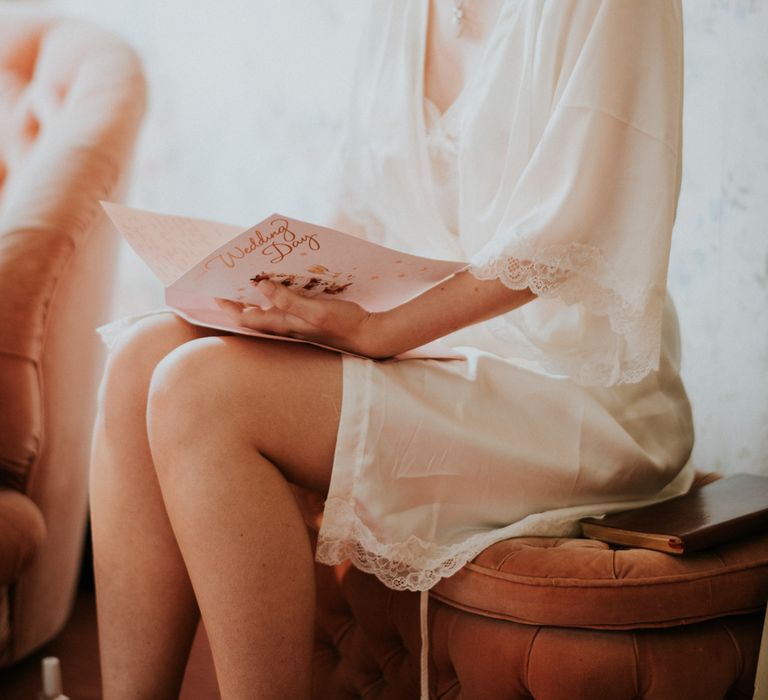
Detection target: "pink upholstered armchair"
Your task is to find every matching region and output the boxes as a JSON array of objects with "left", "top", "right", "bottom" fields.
[{"left": 0, "top": 9, "right": 145, "bottom": 666}]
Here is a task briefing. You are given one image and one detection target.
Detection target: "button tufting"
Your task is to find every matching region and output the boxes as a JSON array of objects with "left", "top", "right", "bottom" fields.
[
  {"left": 54, "top": 83, "right": 68, "bottom": 104},
  {"left": 431, "top": 534, "right": 768, "bottom": 629},
  {"left": 22, "top": 110, "right": 40, "bottom": 141}
]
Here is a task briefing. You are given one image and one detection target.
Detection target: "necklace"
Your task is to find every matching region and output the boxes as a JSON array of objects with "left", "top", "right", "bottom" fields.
[{"left": 451, "top": 0, "right": 467, "bottom": 37}]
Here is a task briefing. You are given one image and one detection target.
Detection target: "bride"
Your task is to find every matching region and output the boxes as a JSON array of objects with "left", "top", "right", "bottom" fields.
[{"left": 90, "top": 1, "right": 693, "bottom": 697}]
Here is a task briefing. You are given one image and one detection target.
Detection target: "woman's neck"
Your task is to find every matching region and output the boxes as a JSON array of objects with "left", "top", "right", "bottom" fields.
[{"left": 423, "top": 0, "right": 503, "bottom": 114}]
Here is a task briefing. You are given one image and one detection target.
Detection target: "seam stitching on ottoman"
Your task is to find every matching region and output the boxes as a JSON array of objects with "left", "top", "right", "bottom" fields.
[
  {"left": 631, "top": 633, "right": 643, "bottom": 696},
  {"left": 459, "top": 561, "right": 768, "bottom": 587},
  {"left": 710, "top": 549, "right": 727, "bottom": 567},
  {"left": 332, "top": 617, "right": 356, "bottom": 649},
  {"left": 379, "top": 645, "right": 406, "bottom": 678},
  {"left": 360, "top": 675, "right": 386, "bottom": 697},
  {"left": 442, "top": 608, "right": 462, "bottom": 694},
  {"left": 436, "top": 678, "right": 460, "bottom": 699},
  {"left": 718, "top": 617, "right": 744, "bottom": 680},
  {"left": 523, "top": 625, "right": 542, "bottom": 693},
  {"left": 427, "top": 594, "right": 765, "bottom": 630}
]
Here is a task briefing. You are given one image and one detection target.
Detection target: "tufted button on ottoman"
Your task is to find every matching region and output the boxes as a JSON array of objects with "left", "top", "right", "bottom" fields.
[{"left": 310, "top": 515, "right": 768, "bottom": 699}]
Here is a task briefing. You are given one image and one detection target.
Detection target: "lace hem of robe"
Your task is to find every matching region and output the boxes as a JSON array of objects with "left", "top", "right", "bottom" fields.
[{"left": 315, "top": 497, "right": 582, "bottom": 592}]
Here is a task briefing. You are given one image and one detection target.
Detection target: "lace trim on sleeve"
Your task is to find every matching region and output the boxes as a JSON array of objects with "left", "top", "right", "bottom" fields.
[{"left": 468, "top": 241, "right": 665, "bottom": 386}]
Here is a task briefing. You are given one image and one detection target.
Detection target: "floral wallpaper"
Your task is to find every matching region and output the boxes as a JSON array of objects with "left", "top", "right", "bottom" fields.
[{"left": 34, "top": 0, "right": 768, "bottom": 477}]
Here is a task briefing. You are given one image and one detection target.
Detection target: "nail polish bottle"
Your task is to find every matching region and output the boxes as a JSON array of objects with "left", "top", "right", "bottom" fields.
[{"left": 38, "top": 657, "right": 69, "bottom": 700}]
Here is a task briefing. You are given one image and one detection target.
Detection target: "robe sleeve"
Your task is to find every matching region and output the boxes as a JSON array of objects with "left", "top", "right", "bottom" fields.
[{"left": 468, "top": 0, "right": 683, "bottom": 386}]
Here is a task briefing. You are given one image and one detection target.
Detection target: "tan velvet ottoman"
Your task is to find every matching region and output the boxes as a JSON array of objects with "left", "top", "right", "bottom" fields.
[{"left": 310, "top": 522, "right": 768, "bottom": 698}]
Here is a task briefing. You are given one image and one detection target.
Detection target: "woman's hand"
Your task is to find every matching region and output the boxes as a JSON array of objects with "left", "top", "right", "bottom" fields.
[
  {"left": 216, "top": 280, "right": 393, "bottom": 358},
  {"left": 217, "top": 269, "right": 536, "bottom": 359}
]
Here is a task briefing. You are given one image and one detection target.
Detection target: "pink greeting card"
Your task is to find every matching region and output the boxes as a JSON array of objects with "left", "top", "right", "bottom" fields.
[{"left": 101, "top": 203, "right": 468, "bottom": 360}]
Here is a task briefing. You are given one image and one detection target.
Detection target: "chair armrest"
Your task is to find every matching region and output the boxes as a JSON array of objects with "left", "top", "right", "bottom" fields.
[{"left": 0, "top": 488, "right": 45, "bottom": 586}]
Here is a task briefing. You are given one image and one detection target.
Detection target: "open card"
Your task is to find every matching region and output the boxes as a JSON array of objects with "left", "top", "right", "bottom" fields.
[{"left": 101, "top": 203, "right": 467, "bottom": 360}]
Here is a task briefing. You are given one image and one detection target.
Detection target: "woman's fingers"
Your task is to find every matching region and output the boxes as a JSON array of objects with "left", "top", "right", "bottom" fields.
[
  {"left": 240, "top": 305, "right": 316, "bottom": 336},
  {"left": 215, "top": 295, "right": 315, "bottom": 336},
  {"left": 213, "top": 283, "right": 374, "bottom": 353},
  {"left": 214, "top": 297, "right": 246, "bottom": 323},
  {"left": 257, "top": 280, "right": 329, "bottom": 327}
]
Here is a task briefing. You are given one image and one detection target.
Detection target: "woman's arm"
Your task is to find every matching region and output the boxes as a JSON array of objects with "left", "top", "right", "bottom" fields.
[{"left": 216, "top": 269, "right": 535, "bottom": 358}]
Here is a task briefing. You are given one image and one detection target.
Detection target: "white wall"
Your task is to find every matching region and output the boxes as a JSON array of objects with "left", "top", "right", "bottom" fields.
[
  {"left": 27, "top": 0, "right": 768, "bottom": 477},
  {"left": 670, "top": 0, "right": 768, "bottom": 476}
]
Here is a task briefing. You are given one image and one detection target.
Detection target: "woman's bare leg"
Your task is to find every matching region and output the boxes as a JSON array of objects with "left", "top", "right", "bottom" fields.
[
  {"left": 90, "top": 314, "right": 225, "bottom": 699},
  {"left": 146, "top": 335, "right": 342, "bottom": 700}
]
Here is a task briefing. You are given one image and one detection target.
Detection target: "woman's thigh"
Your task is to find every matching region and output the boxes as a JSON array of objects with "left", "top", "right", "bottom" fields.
[{"left": 147, "top": 333, "right": 343, "bottom": 497}]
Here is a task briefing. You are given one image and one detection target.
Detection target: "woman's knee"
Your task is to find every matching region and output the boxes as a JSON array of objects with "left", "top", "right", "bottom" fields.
[
  {"left": 146, "top": 336, "right": 263, "bottom": 459},
  {"left": 145, "top": 337, "right": 326, "bottom": 458},
  {"left": 96, "top": 314, "right": 205, "bottom": 434},
  {"left": 146, "top": 337, "right": 341, "bottom": 491}
]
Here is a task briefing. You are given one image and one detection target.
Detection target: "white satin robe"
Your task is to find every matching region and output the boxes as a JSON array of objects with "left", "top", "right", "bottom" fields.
[{"left": 315, "top": 0, "right": 695, "bottom": 593}]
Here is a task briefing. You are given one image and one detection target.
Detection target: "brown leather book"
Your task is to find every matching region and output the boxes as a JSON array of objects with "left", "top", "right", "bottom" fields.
[{"left": 580, "top": 473, "right": 768, "bottom": 554}]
